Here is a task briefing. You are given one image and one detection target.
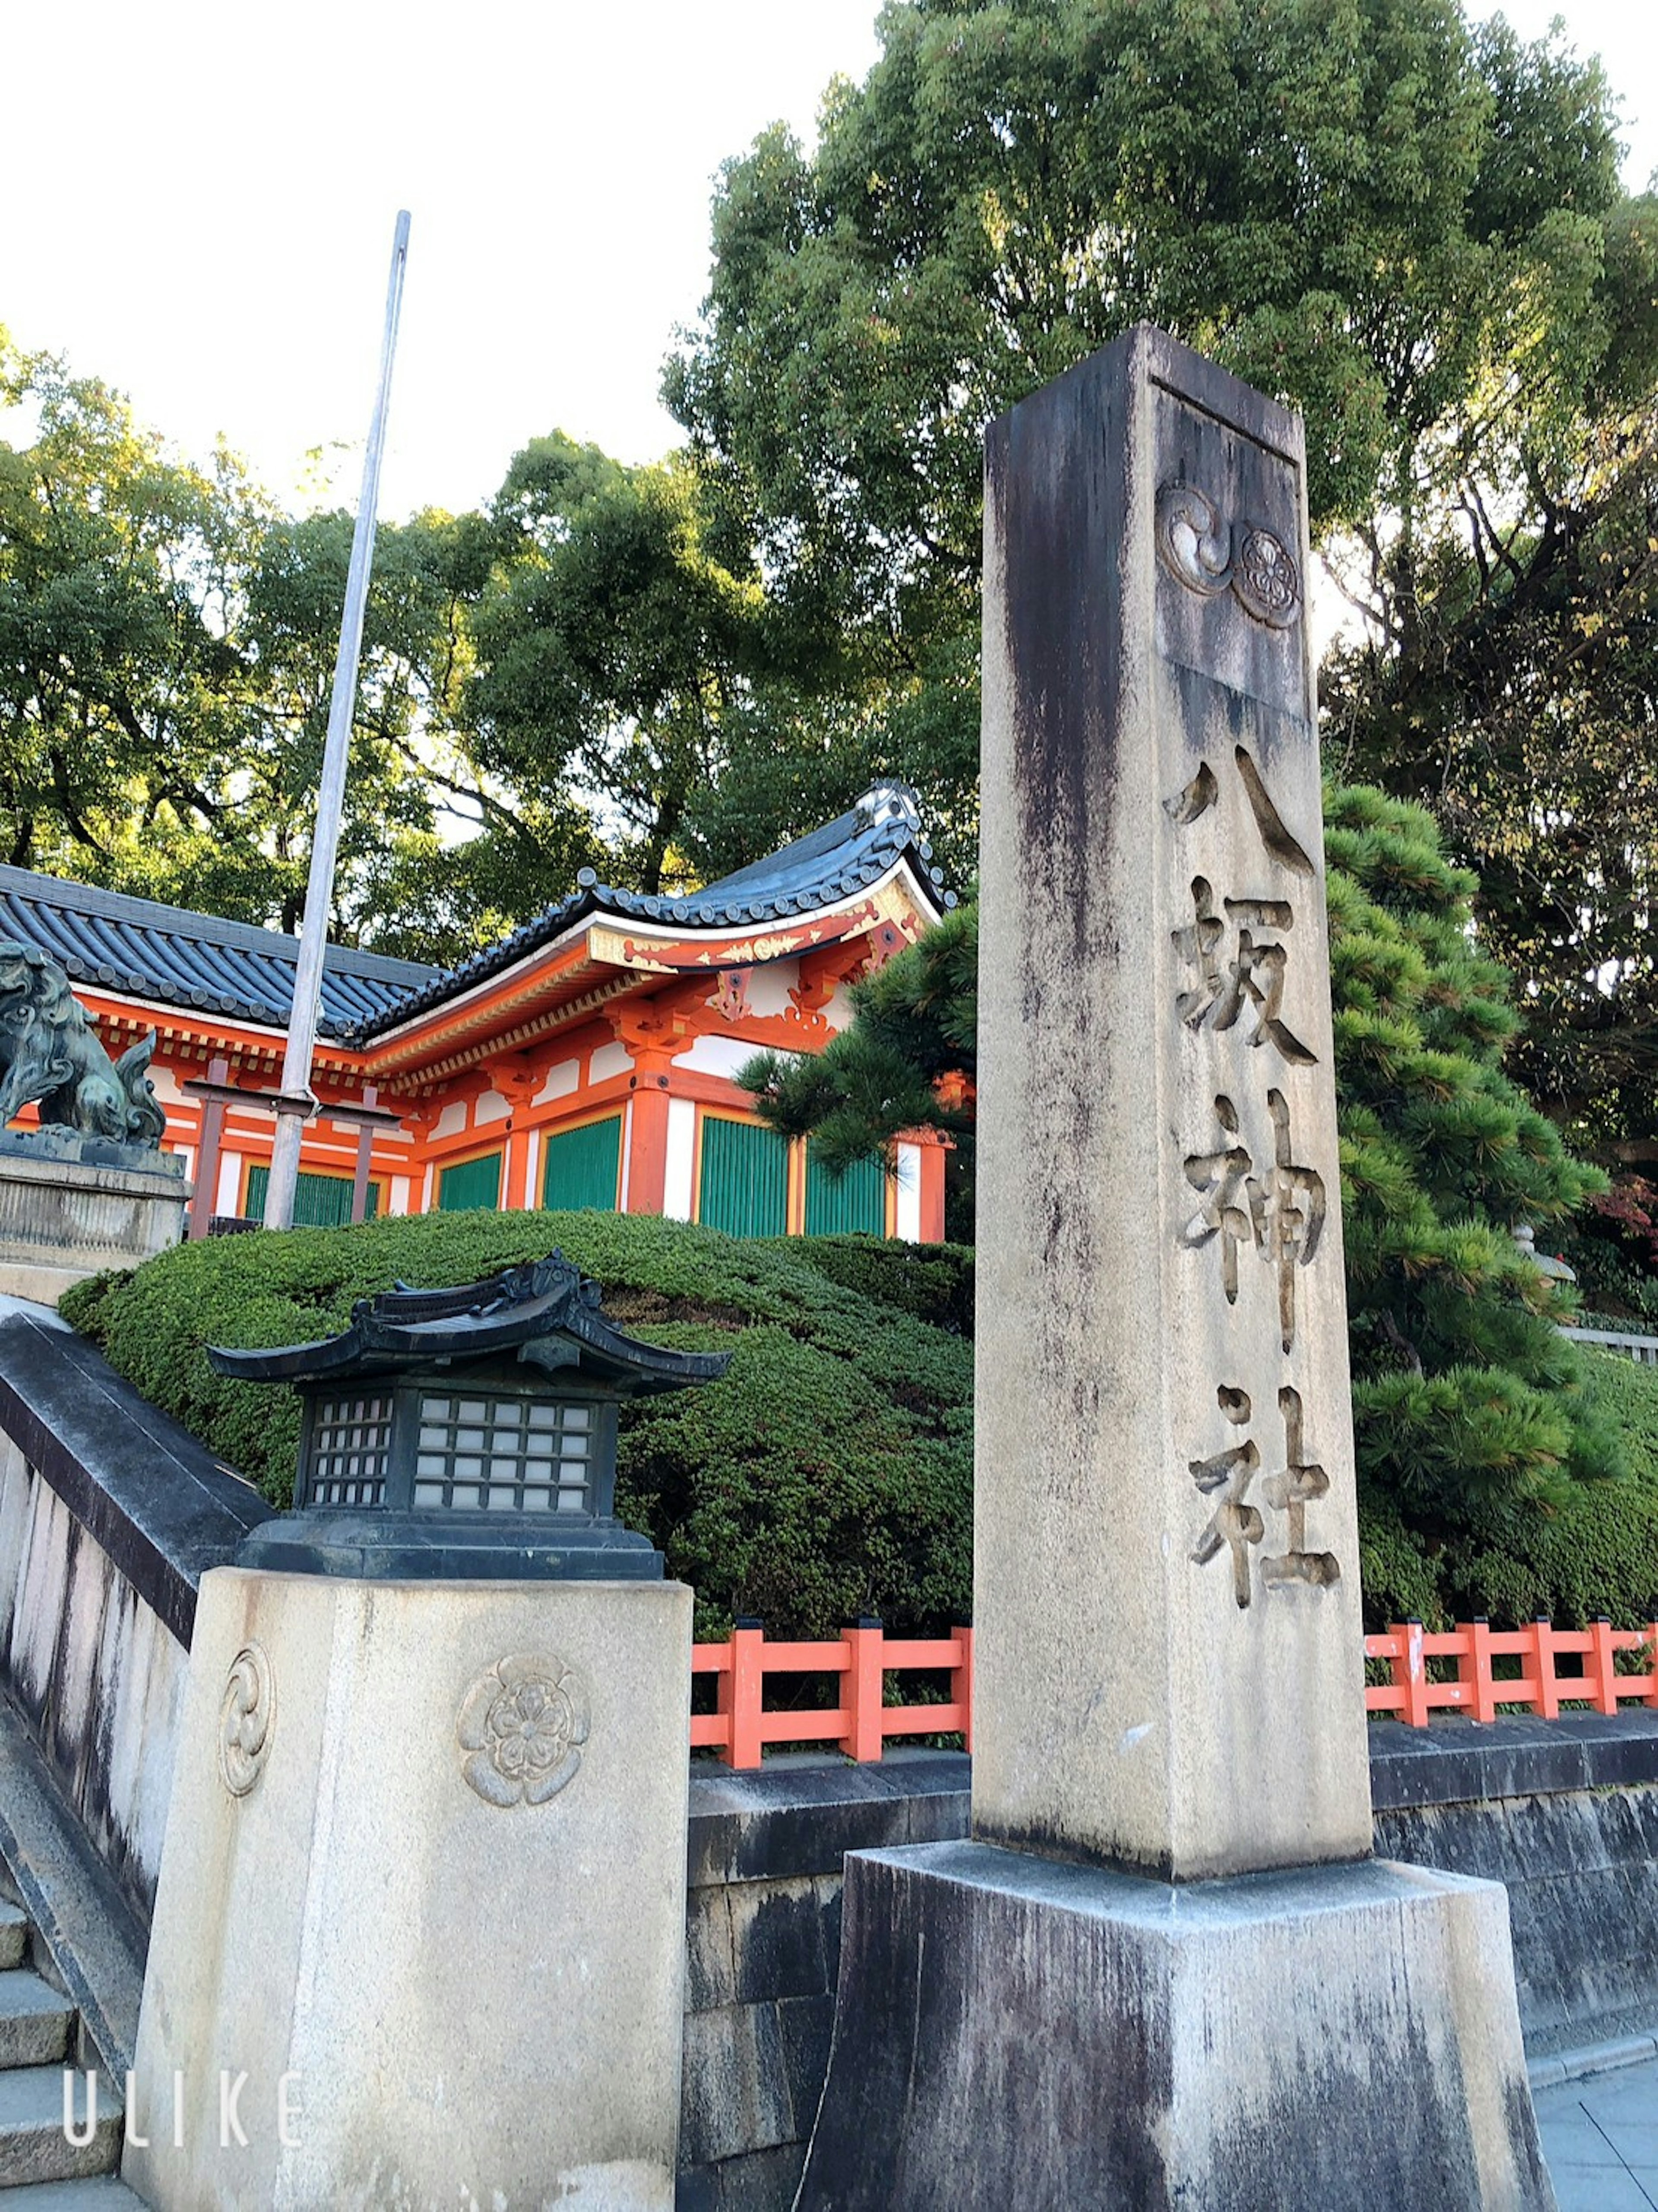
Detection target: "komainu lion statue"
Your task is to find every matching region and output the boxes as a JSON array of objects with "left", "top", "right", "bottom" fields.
[{"left": 0, "top": 938, "right": 167, "bottom": 1148}]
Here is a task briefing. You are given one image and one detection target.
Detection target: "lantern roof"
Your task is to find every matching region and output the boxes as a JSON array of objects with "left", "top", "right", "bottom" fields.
[{"left": 207, "top": 1252, "right": 732, "bottom": 1395}]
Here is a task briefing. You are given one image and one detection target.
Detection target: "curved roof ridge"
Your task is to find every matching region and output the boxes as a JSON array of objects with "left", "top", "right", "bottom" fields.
[
  {"left": 0, "top": 865, "right": 439, "bottom": 1038},
  {"left": 347, "top": 783, "right": 953, "bottom": 1043}
]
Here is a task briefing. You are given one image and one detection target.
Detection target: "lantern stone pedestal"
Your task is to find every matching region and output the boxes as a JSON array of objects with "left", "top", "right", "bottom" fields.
[{"left": 127, "top": 1566, "right": 693, "bottom": 2211}]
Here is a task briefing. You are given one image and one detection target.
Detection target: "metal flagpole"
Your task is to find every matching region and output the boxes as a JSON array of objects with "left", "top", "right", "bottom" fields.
[{"left": 263, "top": 210, "right": 411, "bottom": 1231}]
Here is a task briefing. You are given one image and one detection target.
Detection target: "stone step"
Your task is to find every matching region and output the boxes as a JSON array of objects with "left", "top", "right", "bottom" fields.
[
  {"left": 0, "top": 2069, "right": 121, "bottom": 2188},
  {"left": 0, "top": 1980, "right": 73, "bottom": 2072},
  {"left": 0, "top": 1909, "right": 27, "bottom": 1976},
  {"left": 0, "top": 2182, "right": 146, "bottom": 2205}
]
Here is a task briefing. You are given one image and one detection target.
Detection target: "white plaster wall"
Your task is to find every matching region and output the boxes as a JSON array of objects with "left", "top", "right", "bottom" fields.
[
  {"left": 475, "top": 1089, "right": 511, "bottom": 1127},
  {"left": 822, "top": 985, "right": 856, "bottom": 1032},
  {"left": 618, "top": 1100, "right": 633, "bottom": 1210},
  {"left": 895, "top": 1144, "right": 922, "bottom": 1243},
  {"left": 523, "top": 1128, "right": 541, "bottom": 1209},
  {"left": 389, "top": 1176, "right": 412, "bottom": 1216},
  {"left": 744, "top": 963, "right": 799, "bottom": 1017},
  {"left": 215, "top": 1151, "right": 243, "bottom": 1215},
  {"left": 433, "top": 1099, "right": 470, "bottom": 1141},
  {"left": 0, "top": 1435, "right": 188, "bottom": 1920},
  {"left": 590, "top": 1040, "right": 633, "bottom": 1084},
  {"left": 682, "top": 1033, "right": 759, "bottom": 1079},
  {"left": 535, "top": 1058, "right": 581, "bottom": 1106},
  {"left": 664, "top": 1099, "right": 697, "bottom": 1222}
]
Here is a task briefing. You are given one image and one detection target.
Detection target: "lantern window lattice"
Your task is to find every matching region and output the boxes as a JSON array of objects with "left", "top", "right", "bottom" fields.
[{"left": 412, "top": 1392, "right": 595, "bottom": 1514}]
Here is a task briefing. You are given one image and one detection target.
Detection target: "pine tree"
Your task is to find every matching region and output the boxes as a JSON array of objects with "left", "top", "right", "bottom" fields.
[{"left": 742, "top": 783, "right": 1619, "bottom": 1514}]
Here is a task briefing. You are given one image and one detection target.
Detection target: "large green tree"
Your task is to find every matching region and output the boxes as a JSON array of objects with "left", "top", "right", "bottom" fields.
[
  {"left": 670, "top": 0, "right": 1658, "bottom": 1146},
  {"left": 468, "top": 435, "right": 771, "bottom": 896},
  {"left": 0, "top": 333, "right": 605, "bottom": 960}
]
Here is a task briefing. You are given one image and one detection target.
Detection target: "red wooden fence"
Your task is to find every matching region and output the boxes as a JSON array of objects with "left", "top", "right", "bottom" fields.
[
  {"left": 1363, "top": 1619, "right": 1658, "bottom": 1725},
  {"left": 686, "top": 1619, "right": 1658, "bottom": 1768},
  {"left": 690, "top": 1623, "right": 973, "bottom": 1768}
]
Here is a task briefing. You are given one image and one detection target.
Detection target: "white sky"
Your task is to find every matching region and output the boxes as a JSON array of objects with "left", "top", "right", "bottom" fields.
[{"left": 1, "top": 0, "right": 1653, "bottom": 523}]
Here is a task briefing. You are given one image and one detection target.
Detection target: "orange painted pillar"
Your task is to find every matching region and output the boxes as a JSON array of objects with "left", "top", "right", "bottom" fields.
[
  {"left": 918, "top": 1143, "right": 947, "bottom": 1243},
  {"left": 503, "top": 1125, "right": 531, "bottom": 1212},
  {"left": 838, "top": 1622, "right": 887, "bottom": 1762},
  {"left": 718, "top": 1621, "right": 766, "bottom": 1770},
  {"left": 626, "top": 1064, "right": 673, "bottom": 1215}
]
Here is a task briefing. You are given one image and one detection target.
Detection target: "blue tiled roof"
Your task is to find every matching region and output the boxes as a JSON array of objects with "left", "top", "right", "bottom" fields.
[
  {"left": 351, "top": 782, "right": 954, "bottom": 1041},
  {"left": 0, "top": 868, "right": 439, "bottom": 1038},
  {"left": 0, "top": 786, "right": 954, "bottom": 1049}
]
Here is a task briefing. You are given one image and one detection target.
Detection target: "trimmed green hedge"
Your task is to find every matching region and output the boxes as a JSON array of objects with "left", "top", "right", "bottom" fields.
[
  {"left": 60, "top": 1215, "right": 973, "bottom": 1642},
  {"left": 59, "top": 1216, "right": 1658, "bottom": 1637}
]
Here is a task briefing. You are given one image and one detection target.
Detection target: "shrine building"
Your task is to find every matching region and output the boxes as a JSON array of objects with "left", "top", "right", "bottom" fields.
[{"left": 0, "top": 785, "right": 953, "bottom": 1243}]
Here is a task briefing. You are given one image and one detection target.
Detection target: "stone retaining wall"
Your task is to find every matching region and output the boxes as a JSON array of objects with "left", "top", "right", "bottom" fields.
[
  {"left": 2, "top": 1296, "right": 1657, "bottom": 2208},
  {"left": 680, "top": 1721, "right": 1658, "bottom": 2211},
  {"left": 0, "top": 1297, "right": 270, "bottom": 1923}
]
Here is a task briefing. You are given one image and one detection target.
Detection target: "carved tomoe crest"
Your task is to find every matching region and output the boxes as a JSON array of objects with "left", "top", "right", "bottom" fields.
[
  {"left": 219, "top": 1643, "right": 275, "bottom": 1798},
  {"left": 1155, "top": 485, "right": 1301, "bottom": 630},
  {"left": 457, "top": 1652, "right": 590, "bottom": 1807}
]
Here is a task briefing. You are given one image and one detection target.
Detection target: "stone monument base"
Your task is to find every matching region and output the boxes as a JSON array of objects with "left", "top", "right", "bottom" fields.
[
  {"left": 127, "top": 1566, "right": 692, "bottom": 2211},
  {"left": 794, "top": 1840, "right": 1555, "bottom": 2211},
  {"left": 0, "top": 1138, "right": 188, "bottom": 1303}
]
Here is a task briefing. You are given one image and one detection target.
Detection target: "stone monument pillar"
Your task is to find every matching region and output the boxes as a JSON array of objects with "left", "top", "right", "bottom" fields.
[
  {"left": 794, "top": 329, "right": 1555, "bottom": 2209},
  {"left": 972, "top": 325, "right": 1370, "bottom": 1879}
]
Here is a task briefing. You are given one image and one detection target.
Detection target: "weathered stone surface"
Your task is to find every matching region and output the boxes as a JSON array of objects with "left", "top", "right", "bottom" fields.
[
  {"left": 677, "top": 1756, "right": 973, "bottom": 2206},
  {"left": 0, "top": 1695, "right": 148, "bottom": 2081},
  {"left": 0, "top": 1296, "right": 272, "bottom": 1648},
  {"left": 1370, "top": 1710, "right": 1658, "bottom": 1808},
  {"left": 0, "top": 1446, "right": 189, "bottom": 1926},
  {"left": 797, "top": 1841, "right": 1555, "bottom": 2212},
  {"left": 0, "top": 2068, "right": 123, "bottom": 2188},
  {"left": 1379, "top": 1781, "right": 1658, "bottom": 2057},
  {"left": 680, "top": 2002, "right": 796, "bottom": 2169},
  {"left": 687, "top": 1749, "right": 970, "bottom": 1889},
  {"left": 128, "top": 1567, "right": 693, "bottom": 2210},
  {"left": 0, "top": 1149, "right": 187, "bottom": 1303},
  {"left": 975, "top": 325, "right": 1370, "bottom": 1881}
]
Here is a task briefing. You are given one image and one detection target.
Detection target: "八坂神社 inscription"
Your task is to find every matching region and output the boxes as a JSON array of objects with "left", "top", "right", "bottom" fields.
[{"left": 1169, "top": 735, "right": 1336, "bottom": 1599}]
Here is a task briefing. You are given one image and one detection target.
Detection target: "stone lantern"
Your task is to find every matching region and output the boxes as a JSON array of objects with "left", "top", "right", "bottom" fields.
[{"left": 209, "top": 1251, "right": 729, "bottom": 1579}]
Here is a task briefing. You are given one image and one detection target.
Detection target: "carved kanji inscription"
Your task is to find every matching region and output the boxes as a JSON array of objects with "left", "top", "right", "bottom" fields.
[
  {"left": 1190, "top": 1385, "right": 1340, "bottom": 1608},
  {"left": 1172, "top": 877, "right": 1315, "bottom": 1065},
  {"left": 1180, "top": 1091, "right": 1326, "bottom": 1347},
  {"left": 1189, "top": 1385, "right": 1263, "bottom": 1609}
]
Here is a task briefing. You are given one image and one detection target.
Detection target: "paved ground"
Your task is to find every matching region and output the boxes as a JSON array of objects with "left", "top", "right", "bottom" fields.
[{"left": 1536, "top": 2057, "right": 1658, "bottom": 2210}]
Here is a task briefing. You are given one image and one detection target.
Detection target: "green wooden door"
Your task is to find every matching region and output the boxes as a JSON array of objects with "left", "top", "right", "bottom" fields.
[
  {"left": 437, "top": 1150, "right": 502, "bottom": 1213},
  {"left": 245, "top": 1164, "right": 379, "bottom": 1227},
  {"left": 541, "top": 1116, "right": 622, "bottom": 1211},
  {"left": 698, "top": 1116, "right": 788, "bottom": 1237},
  {"left": 804, "top": 1148, "right": 888, "bottom": 1237}
]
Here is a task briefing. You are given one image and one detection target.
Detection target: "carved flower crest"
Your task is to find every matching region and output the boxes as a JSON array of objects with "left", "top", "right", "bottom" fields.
[{"left": 457, "top": 1652, "right": 589, "bottom": 1807}]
